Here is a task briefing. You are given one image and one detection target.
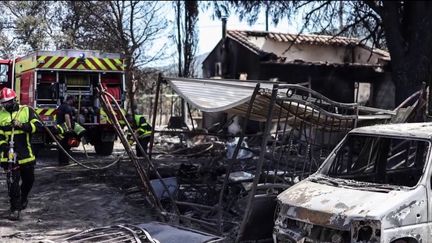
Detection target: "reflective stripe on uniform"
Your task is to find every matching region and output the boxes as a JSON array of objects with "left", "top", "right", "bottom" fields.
[
  {"left": 4, "top": 130, "right": 25, "bottom": 135},
  {"left": 56, "top": 124, "right": 64, "bottom": 134},
  {"left": 0, "top": 106, "right": 38, "bottom": 164},
  {"left": 73, "top": 123, "right": 86, "bottom": 136},
  {"left": 19, "top": 155, "right": 35, "bottom": 164},
  {"left": 31, "top": 118, "right": 39, "bottom": 124},
  {"left": 137, "top": 128, "right": 152, "bottom": 135},
  {"left": 24, "top": 133, "right": 34, "bottom": 164},
  {"left": 30, "top": 122, "right": 36, "bottom": 133},
  {"left": 30, "top": 117, "right": 40, "bottom": 133}
]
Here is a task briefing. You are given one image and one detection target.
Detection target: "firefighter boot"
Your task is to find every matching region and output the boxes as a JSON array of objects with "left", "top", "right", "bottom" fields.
[
  {"left": 8, "top": 210, "right": 20, "bottom": 221},
  {"left": 21, "top": 199, "right": 28, "bottom": 210}
]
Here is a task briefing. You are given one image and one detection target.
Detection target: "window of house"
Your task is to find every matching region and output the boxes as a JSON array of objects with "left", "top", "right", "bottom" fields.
[{"left": 354, "top": 82, "right": 371, "bottom": 105}]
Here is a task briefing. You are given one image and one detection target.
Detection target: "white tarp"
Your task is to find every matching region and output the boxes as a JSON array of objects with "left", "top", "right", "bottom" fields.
[
  {"left": 166, "top": 77, "right": 394, "bottom": 123},
  {"left": 167, "top": 77, "right": 275, "bottom": 112}
]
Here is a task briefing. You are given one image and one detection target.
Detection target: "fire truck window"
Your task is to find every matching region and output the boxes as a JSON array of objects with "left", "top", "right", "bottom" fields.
[
  {"left": 37, "top": 84, "right": 54, "bottom": 99},
  {"left": 0, "top": 64, "right": 8, "bottom": 83}
]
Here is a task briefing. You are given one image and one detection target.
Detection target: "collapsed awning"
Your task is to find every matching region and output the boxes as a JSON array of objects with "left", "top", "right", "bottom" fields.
[
  {"left": 166, "top": 77, "right": 275, "bottom": 112},
  {"left": 165, "top": 77, "right": 395, "bottom": 123},
  {"left": 166, "top": 77, "right": 283, "bottom": 121}
]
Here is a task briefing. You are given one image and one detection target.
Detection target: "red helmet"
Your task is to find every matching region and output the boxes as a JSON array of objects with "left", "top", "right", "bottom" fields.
[
  {"left": 68, "top": 137, "right": 80, "bottom": 147},
  {"left": 0, "top": 88, "right": 16, "bottom": 103}
]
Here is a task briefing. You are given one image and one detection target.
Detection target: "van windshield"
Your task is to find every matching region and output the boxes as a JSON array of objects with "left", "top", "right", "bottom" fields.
[{"left": 321, "top": 134, "right": 429, "bottom": 187}]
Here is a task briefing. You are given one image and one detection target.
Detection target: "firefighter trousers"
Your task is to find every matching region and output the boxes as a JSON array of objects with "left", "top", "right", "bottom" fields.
[
  {"left": 58, "top": 136, "right": 71, "bottom": 165},
  {"left": 136, "top": 137, "right": 150, "bottom": 157},
  {"left": 2, "top": 161, "right": 35, "bottom": 211}
]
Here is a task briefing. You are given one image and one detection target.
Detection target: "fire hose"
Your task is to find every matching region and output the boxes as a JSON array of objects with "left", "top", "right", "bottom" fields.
[
  {"left": 29, "top": 105, "right": 125, "bottom": 170},
  {"left": 0, "top": 106, "right": 125, "bottom": 172},
  {"left": 30, "top": 107, "right": 124, "bottom": 170},
  {"left": 1, "top": 86, "right": 180, "bottom": 216}
]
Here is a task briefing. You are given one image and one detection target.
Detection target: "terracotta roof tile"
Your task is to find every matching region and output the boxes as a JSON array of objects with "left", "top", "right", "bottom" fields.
[
  {"left": 226, "top": 29, "right": 390, "bottom": 59},
  {"left": 228, "top": 29, "right": 358, "bottom": 46}
]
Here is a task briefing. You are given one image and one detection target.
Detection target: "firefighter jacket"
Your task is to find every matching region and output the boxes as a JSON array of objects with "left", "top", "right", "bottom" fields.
[
  {"left": 0, "top": 106, "right": 42, "bottom": 164},
  {"left": 55, "top": 122, "right": 86, "bottom": 138},
  {"left": 134, "top": 115, "right": 152, "bottom": 139}
]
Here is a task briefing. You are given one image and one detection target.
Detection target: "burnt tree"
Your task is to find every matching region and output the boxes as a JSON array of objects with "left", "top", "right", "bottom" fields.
[{"left": 211, "top": 1, "right": 432, "bottom": 105}]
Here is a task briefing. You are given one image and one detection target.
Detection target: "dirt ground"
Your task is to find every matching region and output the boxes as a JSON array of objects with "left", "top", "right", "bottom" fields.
[{"left": 0, "top": 142, "right": 157, "bottom": 242}]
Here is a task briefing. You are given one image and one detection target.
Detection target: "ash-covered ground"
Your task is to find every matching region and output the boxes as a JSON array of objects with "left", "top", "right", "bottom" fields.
[{"left": 0, "top": 142, "right": 156, "bottom": 243}]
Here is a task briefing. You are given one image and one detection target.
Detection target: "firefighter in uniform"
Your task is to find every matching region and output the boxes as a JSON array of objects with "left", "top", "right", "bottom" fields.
[
  {"left": 127, "top": 114, "right": 152, "bottom": 157},
  {"left": 0, "top": 88, "right": 42, "bottom": 220},
  {"left": 55, "top": 95, "right": 86, "bottom": 165}
]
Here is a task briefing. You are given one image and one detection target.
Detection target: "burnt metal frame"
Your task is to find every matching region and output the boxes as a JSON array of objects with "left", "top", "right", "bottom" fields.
[
  {"left": 148, "top": 76, "right": 266, "bottom": 235},
  {"left": 147, "top": 76, "right": 362, "bottom": 240},
  {"left": 233, "top": 83, "right": 360, "bottom": 242}
]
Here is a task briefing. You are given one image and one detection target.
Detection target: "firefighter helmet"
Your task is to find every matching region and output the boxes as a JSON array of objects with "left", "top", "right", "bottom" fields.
[
  {"left": 0, "top": 88, "right": 17, "bottom": 103},
  {"left": 68, "top": 137, "right": 80, "bottom": 147}
]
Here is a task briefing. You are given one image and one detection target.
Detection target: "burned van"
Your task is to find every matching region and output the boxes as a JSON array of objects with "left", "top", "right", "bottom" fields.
[{"left": 274, "top": 122, "right": 432, "bottom": 243}]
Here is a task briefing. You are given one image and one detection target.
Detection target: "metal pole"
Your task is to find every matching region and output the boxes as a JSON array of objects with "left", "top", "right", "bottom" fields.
[
  {"left": 265, "top": 2, "right": 269, "bottom": 31},
  {"left": 101, "top": 88, "right": 181, "bottom": 217},
  {"left": 187, "top": 103, "right": 195, "bottom": 130},
  {"left": 236, "top": 84, "right": 279, "bottom": 242},
  {"left": 149, "top": 73, "right": 162, "bottom": 158},
  {"left": 99, "top": 88, "right": 164, "bottom": 212},
  {"left": 11, "top": 54, "right": 16, "bottom": 90},
  {"left": 217, "top": 83, "right": 261, "bottom": 234}
]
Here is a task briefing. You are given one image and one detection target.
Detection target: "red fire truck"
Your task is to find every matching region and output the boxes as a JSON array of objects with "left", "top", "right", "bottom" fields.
[{"left": 0, "top": 50, "right": 126, "bottom": 155}]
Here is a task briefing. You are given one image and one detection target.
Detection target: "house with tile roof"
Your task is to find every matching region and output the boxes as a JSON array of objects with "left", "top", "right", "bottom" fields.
[{"left": 202, "top": 30, "right": 393, "bottom": 108}]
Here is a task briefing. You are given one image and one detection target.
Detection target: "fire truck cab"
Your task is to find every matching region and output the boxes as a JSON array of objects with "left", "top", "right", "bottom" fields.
[
  {"left": 0, "top": 59, "right": 12, "bottom": 89},
  {"left": 3, "top": 50, "right": 125, "bottom": 155}
]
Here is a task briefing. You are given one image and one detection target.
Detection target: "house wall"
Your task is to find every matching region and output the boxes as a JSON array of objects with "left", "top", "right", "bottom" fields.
[
  {"left": 202, "top": 40, "right": 223, "bottom": 78},
  {"left": 260, "top": 41, "right": 353, "bottom": 64},
  {"left": 202, "top": 36, "right": 391, "bottom": 109},
  {"left": 353, "top": 46, "right": 382, "bottom": 64},
  {"left": 253, "top": 39, "right": 383, "bottom": 65},
  {"left": 372, "top": 73, "right": 395, "bottom": 109},
  {"left": 226, "top": 40, "right": 261, "bottom": 80},
  {"left": 202, "top": 39, "right": 260, "bottom": 79},
  {"left": 260, "top": 64, "right": 356, "bottom": 102}
]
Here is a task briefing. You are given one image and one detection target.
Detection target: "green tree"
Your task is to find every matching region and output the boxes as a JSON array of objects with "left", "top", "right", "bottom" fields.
[
  {"left": 0, "top": 1, "right": 54, "bottom": 52},
  {"left": 69, "top": 0, "right": 168, "bottom": 113},
  {"left": 53, "top": 1, "right": 98, "bottom": 49}
]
